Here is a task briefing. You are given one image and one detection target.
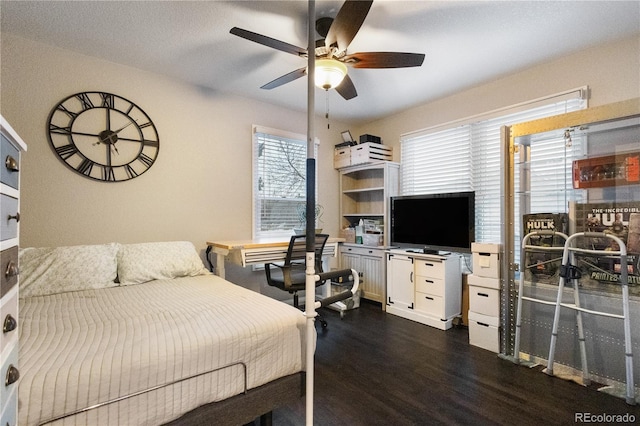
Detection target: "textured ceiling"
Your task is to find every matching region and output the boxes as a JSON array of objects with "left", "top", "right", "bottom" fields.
[{"left": 2, "top": 1, "right": 639, "bottom": 124}]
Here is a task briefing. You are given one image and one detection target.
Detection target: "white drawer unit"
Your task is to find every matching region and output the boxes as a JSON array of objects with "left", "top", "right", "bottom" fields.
[
  {"left": 468, "top": 286, "right": 500, "bottom": 317},
  {"left": 0, "top": 116, "right": 26, "bottom": 426},
  {"left": 415, "top": 275, "right": 446, "bottom": 298},
  {"left": 471, "top": 242, "right": 501, "bottom": 279},
  {"left": 415, "top": 257, "right": 446, "bottom": 279},
  {"left": 415, "top": 292, "right": 445, "bottom": 315},
  {"left": 0, "top": 344, "right": 18, "bottom": 412},
  {"left": 0, "top": 287, "right": 18, "bottom": 355},
  {"left": 468, "top": 274, "right": 500, "bottom": 317},
  {"left": 469, "top": 311, "right": 500, "bottom": 353},
  {"left": 468, "top": 242, "right": 501, "bottom": 352},
  {"left": 387, "top": 250, "right": 462, "bottom": 330}
]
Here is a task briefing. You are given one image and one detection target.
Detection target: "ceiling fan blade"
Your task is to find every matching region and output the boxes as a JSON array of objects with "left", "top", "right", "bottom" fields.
[
  {"left": 325, "top": 0, "right": 373, "bottom": 54},
  {"left": 335, "top": 74, "right": 357, "bottom": 100},
  {"left": 343, "top": 52, "right": 425, "bottom": 68},
  {"left": 261, "top": 67, "right": 307, "bottom": 90},
  {"left": 230, "top": 27, "right": 307, "bottom": 57}
]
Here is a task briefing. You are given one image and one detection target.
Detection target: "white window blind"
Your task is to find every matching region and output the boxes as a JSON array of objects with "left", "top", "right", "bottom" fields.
[
  {"left": 400, "top": 88, "right": 587, "bottom": 245},
  {"left": 401, "top": 125, "right": 471, "bottom": 194},
  {"left": 253, "top": 126, "right": 318, "bottom": 238}
]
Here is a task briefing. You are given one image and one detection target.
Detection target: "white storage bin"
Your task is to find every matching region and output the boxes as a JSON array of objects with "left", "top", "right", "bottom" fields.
[
  {"left": 471, "top": 242, "right": 501, "bottom": 279},
  {"left": 468, "top": 311, "right": 500, "bottom": 353},
  {"left": 350, "top": 143, "right": 392, "bottom": 165},
  {"left": 467, "top": 273, "right": 500, "bottom": 290},
  {"left": 468, "top": 285, "right": 500, "bottom": 317},
  {"left": 333, "top": 147, "right": 351, "bottom": 169}
]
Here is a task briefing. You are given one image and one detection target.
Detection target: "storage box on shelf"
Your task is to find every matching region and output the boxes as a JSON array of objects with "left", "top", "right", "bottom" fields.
[
  {"left": 334, "top": 146, "right": 352, "bottom": 169},
  {"left": 1, "top": 115, "right": 26, "bottom": 426},
  {"left": 468, "top": 243, "right": 501, "bottom": 353},
  {"left": 334, "top": 143, "right": 392, "bottom": 169}
]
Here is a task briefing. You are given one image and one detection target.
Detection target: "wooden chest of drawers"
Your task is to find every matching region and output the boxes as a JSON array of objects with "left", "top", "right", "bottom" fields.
[{"left": 0, "top": 116, "right": 27, "bottom": 426}]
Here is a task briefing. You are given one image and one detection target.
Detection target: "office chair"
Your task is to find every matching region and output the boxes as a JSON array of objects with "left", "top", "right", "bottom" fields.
[{"left": 265, "top": 234, "right": 330, "bottom": 328}]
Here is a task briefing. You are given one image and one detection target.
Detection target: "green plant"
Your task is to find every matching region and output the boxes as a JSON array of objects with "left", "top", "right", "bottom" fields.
[{"left": 296, "top": 203, "right": 324, "bottom": 228}]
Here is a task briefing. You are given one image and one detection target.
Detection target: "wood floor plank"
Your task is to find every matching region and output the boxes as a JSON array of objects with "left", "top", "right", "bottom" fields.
[{"left": 271, "top": 301, "right": 640, "bottom": 425}]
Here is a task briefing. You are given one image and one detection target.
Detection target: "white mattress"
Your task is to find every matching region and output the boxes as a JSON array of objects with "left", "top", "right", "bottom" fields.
[{"left": 19, "top": 275, "right": 308, "bottom": 425}]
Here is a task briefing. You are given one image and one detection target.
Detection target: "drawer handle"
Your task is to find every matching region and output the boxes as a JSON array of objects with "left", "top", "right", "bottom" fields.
[
  {"left": 5, "top": 365, "right": 19, "bottom": 386},
  {"left": 425, "top": 296, "right": 434, "bottom": 300},
  {"left": 7, "top": 212, "right": 20, "bottom": 223},
  {"left": 477, "top": 292, "right": 489, "bottom": 298},
  {"left": 424, "top": 279, "right": 434, "bottom": 284},
  {"left": 5, "top": 155, "right": 19, "bottom": 172},
  {"left": 5, "top": 261, "right": 18, "bottom": 278},
  {"left": 423, "top": 262, "right": 434, "bottom": 267},
  {"left": 3, "top": 314, "right": 17, "bottom": 333}
]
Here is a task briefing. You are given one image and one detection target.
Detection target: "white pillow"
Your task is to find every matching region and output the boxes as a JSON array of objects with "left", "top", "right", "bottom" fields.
[
  {"left": 117, "top": 241, "right": 210, "bottom": 285},
  {"left": 19, "top": 243, "right": 120, "bottom": 297}
]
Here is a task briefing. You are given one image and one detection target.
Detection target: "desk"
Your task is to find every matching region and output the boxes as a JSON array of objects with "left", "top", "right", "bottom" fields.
[{"left": 206, "top": 237, "right": 343, "bottom": 279}]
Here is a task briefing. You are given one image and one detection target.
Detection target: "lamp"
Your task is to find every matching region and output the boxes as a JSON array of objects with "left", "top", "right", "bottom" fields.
[{"left": 314, "top": 58, "right": 347, "bottom": 90}]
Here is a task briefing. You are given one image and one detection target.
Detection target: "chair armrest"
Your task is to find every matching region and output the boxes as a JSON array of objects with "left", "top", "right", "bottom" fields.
[{"left": 264, "top": 262, "right": 278, "bottom": 282}]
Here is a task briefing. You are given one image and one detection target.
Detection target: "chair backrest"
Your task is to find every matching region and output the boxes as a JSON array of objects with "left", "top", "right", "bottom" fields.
[{"left": 285, "top": 234, "right": 329, "bottom": 272}]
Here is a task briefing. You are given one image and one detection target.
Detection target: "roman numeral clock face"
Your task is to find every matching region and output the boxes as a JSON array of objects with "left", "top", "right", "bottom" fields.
[{"left": 47, "top": 92, "right": 159, "bottom": 182}]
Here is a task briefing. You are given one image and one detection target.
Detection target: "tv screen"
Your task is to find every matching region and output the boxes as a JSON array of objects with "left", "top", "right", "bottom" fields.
[{"left": 390, "top": 192, "right": 475, "bottom": 253}]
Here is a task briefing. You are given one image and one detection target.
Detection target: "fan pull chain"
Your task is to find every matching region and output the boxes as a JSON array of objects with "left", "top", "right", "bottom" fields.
[{"left": 325, "top": 91, "right": 330, "bottom": 129}]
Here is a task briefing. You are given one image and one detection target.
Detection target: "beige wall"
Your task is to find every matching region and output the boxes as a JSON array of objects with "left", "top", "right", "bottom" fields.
[
  {"left": 2, "top": 32, "right": 638, "bottom": 293},
  {"left": 1, "top": 34, "right": 347, "bottom": 243},
  {"left": 353, "top": 34, "right": 640, "bottom": 160},
  {"left": 1, "top": 34, "right": 349, "bottom": 294}
]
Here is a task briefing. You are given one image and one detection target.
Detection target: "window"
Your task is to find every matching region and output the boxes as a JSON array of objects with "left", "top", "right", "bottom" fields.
[
  {"left": 253, "top": 126, "right": 318, "bottom": 238},
  {"left": 400, "top": 88, "right": 587, "bottom": 245}
]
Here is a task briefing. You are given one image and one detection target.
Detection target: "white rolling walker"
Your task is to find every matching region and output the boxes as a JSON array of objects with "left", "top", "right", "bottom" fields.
[
  {"left": 513, "top": 230, "right": 569, "bottom": 365},
  {"left": 546, "top": 232, "right": 636, "bottom": 405}
]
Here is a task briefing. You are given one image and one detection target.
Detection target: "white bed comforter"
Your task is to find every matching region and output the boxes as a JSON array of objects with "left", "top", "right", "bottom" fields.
[{"left": 19, "top": 275, "right": 308, "bottom": 425}]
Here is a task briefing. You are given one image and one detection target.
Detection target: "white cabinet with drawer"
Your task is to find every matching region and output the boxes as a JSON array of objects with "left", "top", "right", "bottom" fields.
[
  {"left": 0, "top": 116, "right": 26, "bottom": 426},
  {"left": 386, "top": 250, "right": 461, "bottom": 330},
  {"left": 340, "top": 244, "right": 386, "bottom": 304}
]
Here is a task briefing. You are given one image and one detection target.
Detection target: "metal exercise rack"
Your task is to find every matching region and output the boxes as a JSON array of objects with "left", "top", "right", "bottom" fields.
[
  {"left": 512, "top": 230, "right": 569, "bottom": 365},
  {"left": 546, "top": 232, "right": 636, "bottom": 405}
]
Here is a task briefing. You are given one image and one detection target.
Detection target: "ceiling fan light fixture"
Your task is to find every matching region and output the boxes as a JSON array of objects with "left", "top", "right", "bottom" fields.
[{"left": 314, "top": 59, "right": 347, "bottom": 90}]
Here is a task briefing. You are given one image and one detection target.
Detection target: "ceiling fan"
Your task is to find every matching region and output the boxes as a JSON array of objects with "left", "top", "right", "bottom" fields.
[{"left": 230, "top": 0, "right": 425, "bottom": 100}]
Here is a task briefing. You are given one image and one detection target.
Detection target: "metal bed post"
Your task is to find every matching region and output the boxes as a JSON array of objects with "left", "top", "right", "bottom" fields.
[
  {"left": 305, "top": 1, "right": 316, "bottom": 425},
  {"left": 302, "top": 2, "right": 363, "bottom": 423}
]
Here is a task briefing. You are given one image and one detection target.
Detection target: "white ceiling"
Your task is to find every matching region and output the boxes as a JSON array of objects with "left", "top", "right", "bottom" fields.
[{"left": 2, "top": 1, "right": 639, "bottom": 124}]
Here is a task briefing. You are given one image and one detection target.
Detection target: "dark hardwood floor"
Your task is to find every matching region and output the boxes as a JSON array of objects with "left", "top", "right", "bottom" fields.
[{"left": 271, "top": 301, "right": 639, "bottom": 425}]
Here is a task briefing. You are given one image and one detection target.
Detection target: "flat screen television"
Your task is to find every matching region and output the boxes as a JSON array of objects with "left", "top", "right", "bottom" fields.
[{"left": 390, "top": 191, "right": 475, "bottom": 253}]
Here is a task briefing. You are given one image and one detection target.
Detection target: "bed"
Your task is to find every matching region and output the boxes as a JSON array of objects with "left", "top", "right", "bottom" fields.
[{"left": 17, "top": 241, "right": 309, "bottom": 425}]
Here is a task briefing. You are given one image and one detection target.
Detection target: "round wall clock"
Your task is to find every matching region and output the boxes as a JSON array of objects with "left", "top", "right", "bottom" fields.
[{"left": 47, "top": 91, "right": 159, "bottom": 182}]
